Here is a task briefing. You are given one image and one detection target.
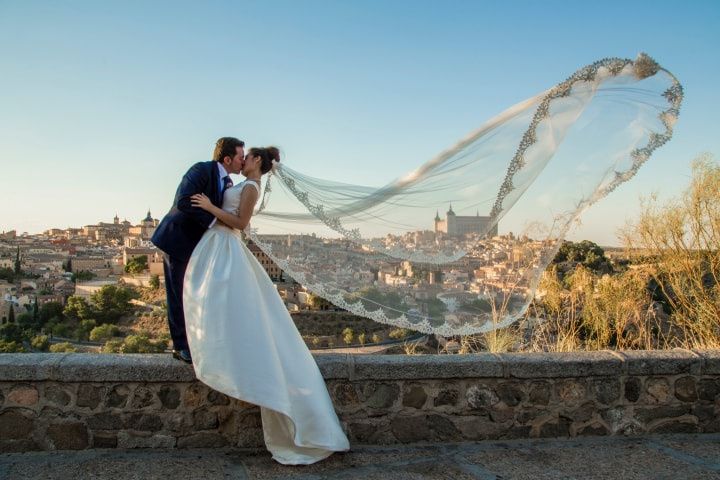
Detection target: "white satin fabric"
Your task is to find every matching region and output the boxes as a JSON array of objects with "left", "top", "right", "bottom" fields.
[{"left": 183, "top": 180, "right": 351, "bottom": 464}]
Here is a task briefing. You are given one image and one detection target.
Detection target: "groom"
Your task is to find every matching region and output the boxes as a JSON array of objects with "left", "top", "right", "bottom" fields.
[{"left": 151, "top": 137, "right": 245, "bottom": 363}]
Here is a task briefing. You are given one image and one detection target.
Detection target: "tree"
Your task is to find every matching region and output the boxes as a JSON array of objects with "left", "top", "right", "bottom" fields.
[
  {"left": 89, "top": 324, "right": 120, "bottom": 342},
  {"left": 64, "top": 296, "right": 94, "bottom": 321},
  {"left": 101, "top": 332, "right": 166, "bottom": 353},
  {"left": 14, "top": 247, "right": 21, "bottom": 276},
  {"left": 342, "top": 327, "right": 354, "bottom": 345},
  {"left": 389, "top": 328, "right": 411, "bottom": 340},
  {"left": 90, "top": 285, "right": 139, "bottom": 324},
  {"left": 63, "top": 258, "right": 72, "bottom": 273},
  {"left": 71, "top": 270, "right": 96, "bottom": 283},
  {"left": 39, "top": 302, "right": 64, "bottom": 324},
  {"left": 622, "top": 153, "right": 720, "bottom": 349},
  {"left": 7, "top": 305, "right": 14, "bottom": 323},
  {"left": 149, "top": 274, "right": 160, "bottom": 290},
  {"left": 552, "top": 240, "right": 613, "bottom": 276},
  {"left": 49, "top": 342, "right": 77, "bottom": 353},
  {"left": 0, "top": 322, "right": 25, "bottom": 343},
  {"left": 31, "top": 334, "right": 50, "bottom": 351},
  {"left": 0, "top": 267, "right": 14, "bottom": 282},
  {"left": 125, "top": 255, "right": 148, "bottom": 274},
  {"left": 0, "top": 340, "right": 25, "bottom": 353},
  {"left": 74, "top": 319, "right": 97, "bottom": 341}
]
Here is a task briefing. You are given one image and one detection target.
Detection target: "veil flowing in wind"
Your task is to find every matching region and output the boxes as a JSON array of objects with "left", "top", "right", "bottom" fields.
[{"left": 246, "top": 54, "right": 683, "bottom": 336}]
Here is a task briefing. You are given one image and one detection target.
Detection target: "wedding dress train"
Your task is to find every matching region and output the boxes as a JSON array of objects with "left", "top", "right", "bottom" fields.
[{"left": 183, "top": 179, "right": 351, "bottom": 464}]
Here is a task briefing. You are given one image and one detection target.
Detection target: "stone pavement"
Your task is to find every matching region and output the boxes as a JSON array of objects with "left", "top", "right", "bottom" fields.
[{"left": 1, "top": 434, "right": 719, "bottom": 480}]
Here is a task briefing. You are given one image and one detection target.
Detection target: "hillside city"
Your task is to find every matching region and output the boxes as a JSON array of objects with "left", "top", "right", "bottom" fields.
[{"left": 0, "top": 205, "right": 569, "bottom": 353}]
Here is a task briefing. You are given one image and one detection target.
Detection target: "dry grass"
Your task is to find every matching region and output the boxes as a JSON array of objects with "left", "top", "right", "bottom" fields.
[{"left": 452, "top": 154, "right": 720, "bottom": 354}]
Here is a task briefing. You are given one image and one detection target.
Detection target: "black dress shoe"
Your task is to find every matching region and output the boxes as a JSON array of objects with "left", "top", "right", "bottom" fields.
[{"left": 172, "top": 349, "right": 193, "bottom": 364}]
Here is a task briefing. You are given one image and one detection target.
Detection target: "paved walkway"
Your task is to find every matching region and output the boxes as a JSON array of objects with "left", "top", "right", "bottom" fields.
[{"left": 2, "top": 434, "right": 719, "bottom": 479}]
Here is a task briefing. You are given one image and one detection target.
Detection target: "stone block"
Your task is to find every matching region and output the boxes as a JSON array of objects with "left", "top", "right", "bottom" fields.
[
  {"left": 527, "top": 381, "right": 551, "bottom": 406},
  {"left": 116, "top": 431, "right": 176, "bottom": 448},
  {"left": 47, "top": 422, "right": 89, "bottom": 450},
  {"left": 87, "top": 412, "right": 123, "bottom": 430},
  {"left": 674, "top": 376, "right": 698, "bottom": 402},
  {"left": 620, "top": 350, "right": 702, "bottom": 376},
  {"left": 590, "top": 378, "right": 620, "bottom": 405},
  {"left": 177, "top": 432, "right": 228, "bottom": 448},
  {"left": 124, "top": 413, "right": 163, "bottom": 432},
  {"left": 192, "top": 408, "right": 218, "bottom": 430},
  {"left": 206, "top": 389, "right": 230, "bottom": 406},
  {"left": 130, "top": 386, "right": 156, "bottom": 409},
  {"left": 401, "top": 385, "right": 427, "bottom": 409},
  {"left": 92, "top": 432, "right": 118, "bottom": 448},
  {"left": 346, "top": 421, "right": 380, "bottom": 443},
  {"left": 466, "top": 384, "right": 499, "bottom": 409},
  {"left": 7, "top": 385, "right": 39, "bottom": 406},
  {"left": 433, "top": 385, "right": 459, "bottom": 407},
  {"left": 565, "top": 402, "right": 596, "bottom": 423},
  {"left": 576, "top": 423, "right": 610, "bottom": 436},
  {"left": 353, "top": 353, "right": 504, "bottom": 380},
  {"left": 624, "top": 377, "right": 641, "bottom": 402},
  {"left": 361, "top": 382, "right": 399, "bottom": 409},
  {"left": 692, "top": 349, "right": 720, "bottom": 374},
  {"left": 105, "top": 384, "right": 131, "bottom": 408},
  {"left": 646, "top": 378, "right": 671, "bottom": 404},
  {"left": 453, "top": 415, "right": 506, "bottom": 440},
  {"left": 76, "top": 384, "right": 105, "bottom": 409},
  {"left": 496, "top": 383, "right": 525, "bottom": 407},
  {"left": 536, "top": 416, "right": 571, "bottom": 438},
  {"left": 334, "top": 382, "right": 361, "bottom": 407},
  {"left": 0, "top": 353, "right": 66, "bottom": 381},
  {"left": 500, "top": 425, "right": 532, "bottom": 439},
  {"left": 555, "top": 379, "right": 586, "bottom": 405},
  {"left": 313, "top": 354, "right": 351, "bottom": 379},
  {"left": 500, "top": 351, "right": 622, "bottom": 379},
  {"left": 182, "top": 383, "right": 206, "bottom": 408},
  {"left": 44, "top": 384, "right": 71, "bottom": 407},
  {"left": 390, "top": 414, "right": 459, "bottom": 442},
  {"left": 489, "top": 405, "right": 514, "bottom": 423},
  {"left": 0, "top": 408, "right": 34, "bottom": 440},
  {"left": 697, "top": 379, "right": 720, "bottom": 402},
  {"left": 648, "top": 418, "right": 699, "bottom": 434},
  {"left": 0, "top": 439, "right": 42, "bottom": 453},
  {"left": 52, "top": 354, "right": 195, "bottom": 382},
  {"left": 634, "top": 405, "right": 691, "bottom": 425},
  {"left": 158, "top": 385, "right": 181, "bottom": 409}
]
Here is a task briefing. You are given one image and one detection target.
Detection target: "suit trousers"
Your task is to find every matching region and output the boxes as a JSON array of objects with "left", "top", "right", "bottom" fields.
[{"left": 163, "top": 254, "right": 190, "bottom": 351}]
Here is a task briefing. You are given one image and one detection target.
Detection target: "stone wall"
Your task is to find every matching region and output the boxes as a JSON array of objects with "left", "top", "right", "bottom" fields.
[{"left": 0, "top": 350, "right": 718, "bottom": 452}]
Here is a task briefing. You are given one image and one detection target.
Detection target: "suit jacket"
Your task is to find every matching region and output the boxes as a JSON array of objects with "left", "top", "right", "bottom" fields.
[{"left": 151, "top": 161, "right": 223, "bottom": 262}]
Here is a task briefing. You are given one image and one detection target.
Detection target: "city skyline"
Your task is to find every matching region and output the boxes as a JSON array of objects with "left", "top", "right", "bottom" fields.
[{"left": 1, "top": 1, "right": 719, "bottom": 246}]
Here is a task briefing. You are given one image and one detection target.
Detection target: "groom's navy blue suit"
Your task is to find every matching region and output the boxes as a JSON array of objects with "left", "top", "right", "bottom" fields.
[{"left": 151, "top": 161, "right": 223, "bottom": 351}]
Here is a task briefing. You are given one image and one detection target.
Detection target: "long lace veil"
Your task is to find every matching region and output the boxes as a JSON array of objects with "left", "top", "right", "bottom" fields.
[{"left": 247, "top": 53, "right": 683, "bottom": 336}]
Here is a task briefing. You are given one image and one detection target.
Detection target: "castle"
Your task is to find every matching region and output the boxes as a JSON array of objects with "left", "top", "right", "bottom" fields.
[{"left": 434, "top": 205, "right": 498, "bottom": 237}]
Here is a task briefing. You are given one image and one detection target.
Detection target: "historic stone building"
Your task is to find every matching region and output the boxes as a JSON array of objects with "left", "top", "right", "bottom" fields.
[{"left": 434, "top": 205, "right": 498, "bottom": 237}]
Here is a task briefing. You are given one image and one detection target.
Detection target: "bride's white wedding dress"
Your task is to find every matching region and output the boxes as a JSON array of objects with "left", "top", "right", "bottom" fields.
[{"left": 183, "top": 179, "right": 351, "bottom": 465}]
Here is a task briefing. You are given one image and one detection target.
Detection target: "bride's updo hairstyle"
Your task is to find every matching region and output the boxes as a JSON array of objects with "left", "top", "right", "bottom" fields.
[{"left": 249, "top": 146, "right": 281, "bottom": 175}]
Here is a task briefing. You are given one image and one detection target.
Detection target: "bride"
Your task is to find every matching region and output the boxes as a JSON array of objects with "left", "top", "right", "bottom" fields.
[{"left": 184, "top": 146, "right": 351, "bottom": 465}]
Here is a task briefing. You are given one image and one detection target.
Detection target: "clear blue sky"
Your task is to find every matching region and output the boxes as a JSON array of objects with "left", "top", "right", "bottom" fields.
[{"left": 1, "top": 0, "right": 718, "bottom": 246}]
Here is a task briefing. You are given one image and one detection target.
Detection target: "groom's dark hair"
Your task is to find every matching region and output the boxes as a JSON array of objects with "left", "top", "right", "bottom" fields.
[{"left": 212, "top": 137, "right": 245, "bottom": 162}]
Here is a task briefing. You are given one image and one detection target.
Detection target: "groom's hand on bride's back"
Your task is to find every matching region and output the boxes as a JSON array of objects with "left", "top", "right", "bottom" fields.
[{"left": 176, "top": 162, "right": 215, "bottom": 228}]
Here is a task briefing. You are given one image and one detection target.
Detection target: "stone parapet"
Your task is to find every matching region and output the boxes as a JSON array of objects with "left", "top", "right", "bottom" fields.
[{"left": 0, "top": 350, "right": 718, "bottom": 452}]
